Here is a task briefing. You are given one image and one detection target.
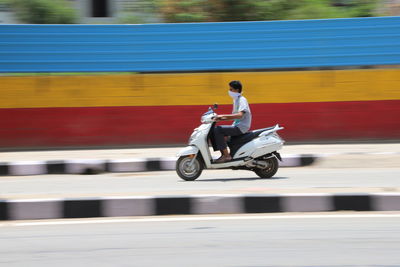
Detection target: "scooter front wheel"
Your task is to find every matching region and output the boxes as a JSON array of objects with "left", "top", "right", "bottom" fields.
[
  {"left": 176, "top": 155, "right": 203, "bottom": 181},
  {"left": 254, "top": 157, "right": 279, "bottom": 178}
]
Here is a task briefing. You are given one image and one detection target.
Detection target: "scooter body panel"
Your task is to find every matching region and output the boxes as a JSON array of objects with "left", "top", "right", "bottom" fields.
[
  {"left": 177, "top": 145, "right": 199, "bottom": 157},
  {"left": 233, "top": 134, "right": 284, "bottom": 159},
  {"left": 188, "top": 123, "right": 214, "bottom": 168}
]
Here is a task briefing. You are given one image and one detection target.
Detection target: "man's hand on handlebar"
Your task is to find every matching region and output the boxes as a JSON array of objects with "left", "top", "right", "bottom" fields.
[
  {"left": 214, "top": 112, "right": 244, "bottom": 122},
  {"left": 213, "top": 115, "right": 222, "bottom": 122},
  {"left": 214, "top": 115, "right": 227, "bottom": 121}
]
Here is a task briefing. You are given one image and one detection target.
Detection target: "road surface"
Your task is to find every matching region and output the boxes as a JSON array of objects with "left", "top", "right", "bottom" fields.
[
  {"left": 1, "top": 167, "right": 399, "bottom": 198},
  {"left": 1, "top": 213, "right": 400, "bottom": 267}
]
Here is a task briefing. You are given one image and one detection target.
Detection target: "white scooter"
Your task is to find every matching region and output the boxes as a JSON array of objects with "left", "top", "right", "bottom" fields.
[{"left": 176, "top": 104, "right": 285, "bottom": 181}]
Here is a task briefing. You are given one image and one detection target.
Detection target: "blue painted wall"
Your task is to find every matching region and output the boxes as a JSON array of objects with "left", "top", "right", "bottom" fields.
[{"left": 0, "top": 16, "right": 399, "bottom": 72}]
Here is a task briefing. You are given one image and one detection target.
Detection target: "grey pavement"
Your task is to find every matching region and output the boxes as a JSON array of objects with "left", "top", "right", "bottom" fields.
[
  {"left": 1, "top": 148, "right": 400, "bottom": 221},
  {"left": 1, "top": 166, "right": 400, "bottom": 199},
  {"left": 1, "top": 214, "right": 400, "bottom": 266},
  {"left": 0, "top": 143, "right": 399, "bottom": 176},
  {"left": 2, "top": 143, "right": 400, "bottom": 162},
  {"left": 1, "top": 143, "right": 399, "bottom": 221}
]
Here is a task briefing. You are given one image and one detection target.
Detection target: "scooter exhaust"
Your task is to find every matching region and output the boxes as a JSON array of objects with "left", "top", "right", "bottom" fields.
[{"left": 245, "top": 160, "right": 269, "bottom": 169}]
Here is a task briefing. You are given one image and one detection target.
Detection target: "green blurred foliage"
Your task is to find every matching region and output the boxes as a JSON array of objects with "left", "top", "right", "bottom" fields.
[
  {"left": 117, "top": 13, "right": 145, "bottom": 24},
  {"left": 159, "top": 0, "right": 380, "bottom": 23},
  {"left": 10, "top": 0, "right": 77, "bottom": 24},
  {"left": 118, "top": 0, "right": 161, "bottom": 24},
  {"left": 205, "top": 0, "right": 302, "bottom": 21},
  {"left": 3, "top": 0, "right": 381, "bottom": 24},
  {"left": 286, "top": 0, "right": 348, "bottom": 19},
  {"left": 285, "top": 0, "right": 379, "bottom": 20},
  {"left": 345, "top": 0, "right": 379, "bottom": 17},
  {"left": 160, "top": 0, "right": 209, "bottom": 22}
]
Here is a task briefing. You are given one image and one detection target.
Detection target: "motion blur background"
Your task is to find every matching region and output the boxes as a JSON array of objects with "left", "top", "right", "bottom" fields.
[
  {"left": 0, "top": 0, "right": 399, "bottom": 149},
  {"left": 0, "top": 0, "right": 400, "bottom": 149},
  {"left": 1, "top": 2, "right": 400, "bottom": 267}
]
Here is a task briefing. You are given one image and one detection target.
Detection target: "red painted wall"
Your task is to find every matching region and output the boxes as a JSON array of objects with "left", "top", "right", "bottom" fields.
[{"left": 1, "top": 100, "right": 399, "bottom": 149}]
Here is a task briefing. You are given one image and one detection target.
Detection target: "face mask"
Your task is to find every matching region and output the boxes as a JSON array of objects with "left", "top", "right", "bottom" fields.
[{"left": 228, "top": 90, "right": 241, "bottom": 99}]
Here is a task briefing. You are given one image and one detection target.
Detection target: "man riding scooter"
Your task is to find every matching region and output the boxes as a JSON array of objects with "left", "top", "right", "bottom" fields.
[
  {"left": 212, "top": 80, "right": 252, "bottom": 163},
  {"left": 176, "top": 82, "right": 283, "bottom": 181}
]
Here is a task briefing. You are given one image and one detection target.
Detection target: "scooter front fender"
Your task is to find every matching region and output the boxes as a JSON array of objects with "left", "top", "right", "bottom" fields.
[{"left": 177, "top": 145, "right": 199, "bottom": 157}]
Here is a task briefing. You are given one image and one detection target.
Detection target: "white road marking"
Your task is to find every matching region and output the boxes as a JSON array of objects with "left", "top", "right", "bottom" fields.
[{"left": 2, "top": 213, "right": 400, "bottom": 227}]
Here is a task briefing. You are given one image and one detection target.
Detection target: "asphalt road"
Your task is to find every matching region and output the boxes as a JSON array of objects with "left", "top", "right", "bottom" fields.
[
  {"left": 1, "top": 167, "right": 400, "bottom": 198},
  {"left": 1, "top": 213, "right": 400, "bottom": 267}
]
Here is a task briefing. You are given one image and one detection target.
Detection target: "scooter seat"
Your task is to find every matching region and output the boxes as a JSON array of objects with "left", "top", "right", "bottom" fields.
[
  {"left": 228, "top": 126, "right": 276, "bottom": 157},
  {"left": 230, "top": 126, "right": 276, "bottom": 145},
  {"left": 230, "top": 132, "right": 256, "bottom": 145}
]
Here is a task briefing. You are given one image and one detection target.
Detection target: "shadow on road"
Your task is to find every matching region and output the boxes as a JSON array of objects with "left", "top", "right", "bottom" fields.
[{"left": 197, "top": 176, "right": 288, "bottom": 182}]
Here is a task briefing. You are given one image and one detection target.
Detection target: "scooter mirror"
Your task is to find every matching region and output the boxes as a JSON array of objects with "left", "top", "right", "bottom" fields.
[{"left": 213, "top": 103, "right": 218, "bottom": 110}]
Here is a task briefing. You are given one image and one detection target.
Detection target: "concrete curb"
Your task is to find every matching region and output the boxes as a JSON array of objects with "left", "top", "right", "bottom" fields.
[
  {"left": 1, "top": 193, "right": 400, "bottom": 220},
  {"left": 0, "top": 154, "right": 316, "bottom": 176}
]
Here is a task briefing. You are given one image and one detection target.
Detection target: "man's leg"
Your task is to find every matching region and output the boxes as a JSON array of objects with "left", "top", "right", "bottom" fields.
[{"left": 213, "top": 125, "right": 242, "bottom": 162}]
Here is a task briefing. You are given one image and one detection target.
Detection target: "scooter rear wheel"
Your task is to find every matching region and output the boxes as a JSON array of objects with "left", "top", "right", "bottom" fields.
[
  {"left": 176, "top": 155, "right": 203, "bottom": 181},
  {"left": 254, "top": 157, "right": 279, "bottom": 178}
]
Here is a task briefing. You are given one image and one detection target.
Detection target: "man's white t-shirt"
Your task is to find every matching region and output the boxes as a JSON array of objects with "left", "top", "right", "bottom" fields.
[{"left": 232, "top": 95, "right": 252, "bottom": 133}]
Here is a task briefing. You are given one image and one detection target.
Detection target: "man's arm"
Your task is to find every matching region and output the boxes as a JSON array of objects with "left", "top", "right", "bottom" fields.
[{"left": 216, "top": 111, "right": 244, "bottom": 121}]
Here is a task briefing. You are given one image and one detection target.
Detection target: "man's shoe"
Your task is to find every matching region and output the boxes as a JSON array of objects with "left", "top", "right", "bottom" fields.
[{"left": 214, "top": 155, "right": 232, "bottom": 163}]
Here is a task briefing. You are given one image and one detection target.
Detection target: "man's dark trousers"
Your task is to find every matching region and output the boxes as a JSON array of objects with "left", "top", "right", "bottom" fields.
[{"left": 212, "top": 125, "right": 243, "bottom": 151}]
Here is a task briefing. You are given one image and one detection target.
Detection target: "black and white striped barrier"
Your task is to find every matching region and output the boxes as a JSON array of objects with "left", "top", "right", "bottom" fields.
[
  {"left": 0, "top": 155, "right": 316, "bottom": 176},
  {"left": 1, "top": 193, "right": 400, "bottom": 221}
]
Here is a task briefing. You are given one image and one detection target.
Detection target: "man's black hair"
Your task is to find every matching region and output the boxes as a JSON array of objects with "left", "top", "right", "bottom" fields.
[{"left": 229, "top": 80, "right": 242, "bottom": 93}]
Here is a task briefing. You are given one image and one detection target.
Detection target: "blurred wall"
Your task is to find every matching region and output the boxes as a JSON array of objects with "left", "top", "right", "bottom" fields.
[
  {"left": 1, "top": 17, "right": 400, "bottom": 72},
  {"left": 0, "top": 69, "right": 399, "bottom": 148},
  {"left": 1, "top": 17, "right": 400, "bottom": 148}
]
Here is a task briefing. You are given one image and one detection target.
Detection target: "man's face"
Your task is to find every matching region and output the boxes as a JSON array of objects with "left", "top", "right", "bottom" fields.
[{"left": 229, "top": 86, "right": 240, "bottom": 93}]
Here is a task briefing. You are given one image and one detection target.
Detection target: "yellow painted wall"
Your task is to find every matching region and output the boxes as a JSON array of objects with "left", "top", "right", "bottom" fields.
[{"left": 1, "top": 69, "right": 400, "bottom": 108}]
